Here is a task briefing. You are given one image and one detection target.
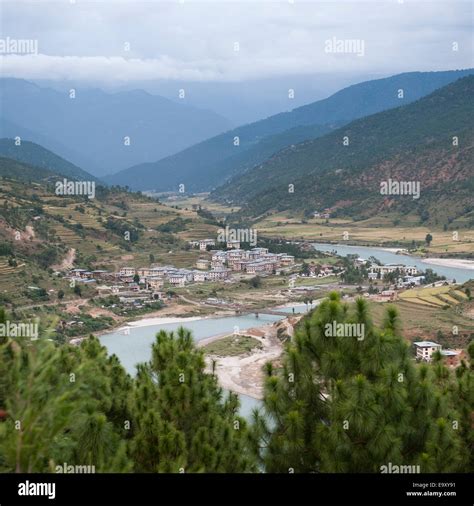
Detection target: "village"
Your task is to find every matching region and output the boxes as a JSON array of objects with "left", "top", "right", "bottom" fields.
[
  {"left": 62, "top": 237, "right": 459, "bottom": 309},
  {"left": 63, "top": 240, "right": 296, "bottom": 308},
  {"left": 60, "top": 237, "right": 468, "bottom": 369}
]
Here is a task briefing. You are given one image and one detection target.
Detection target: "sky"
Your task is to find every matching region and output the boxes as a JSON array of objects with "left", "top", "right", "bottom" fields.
[
  {"left": 0, "top": 0, "right": 472, "bottom": 122},
  {"left": 1, "top": 0, "right": 472, "bottom": 82}
]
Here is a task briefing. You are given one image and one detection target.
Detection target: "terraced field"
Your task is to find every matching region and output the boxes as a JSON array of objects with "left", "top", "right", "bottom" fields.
[
  {"left": 44, "top": 205, "right": 101, "bottom": 229},
  {"left": 0, "top": 259, "right": 25, "bottom": 276},
  {"left": 254, "top": 212, "right": 474, "bottom": 254},
  {"left": 399, "top": 285, "right": 468, "bottom": 308}
]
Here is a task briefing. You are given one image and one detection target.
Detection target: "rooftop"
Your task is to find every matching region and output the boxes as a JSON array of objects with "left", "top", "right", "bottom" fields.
[
  {"left": 414, "top": 341, "right": 441, "bottom": 347},
  {"left": 441, "top": 350, "right": 459, "bottom": 356}
]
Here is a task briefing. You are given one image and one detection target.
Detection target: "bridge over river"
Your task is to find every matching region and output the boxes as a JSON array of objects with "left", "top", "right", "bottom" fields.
[{"left": 234, "top": 308, "right": 296, "bottom": 317}]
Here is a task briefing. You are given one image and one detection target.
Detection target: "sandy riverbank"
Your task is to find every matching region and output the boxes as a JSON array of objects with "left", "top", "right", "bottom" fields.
[
  {"left": 199, "top": 316, "right": 302, "bottom": 399},
  {"left": 123, "top": 315, "right": 204, "bottom": 329},
  {"left": 380, "top": 247, "right": 407, "bottom": 253},
  {"left": 201, "top": 323, "right": 283, "bottom": 399},
  {"left": 423, "top": 258, "right": 474, "bottom": 270}
]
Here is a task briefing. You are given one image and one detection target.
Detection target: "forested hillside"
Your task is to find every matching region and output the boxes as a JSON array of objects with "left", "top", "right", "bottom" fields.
[
  {"left": 213, "top": 76, "right": 474, "bottom": 225},
  {"left": 106, "top": 69, "right": 473, "bottom": 191},
  {"left": 0, "top": 139, "right": 98, "bottom": 182}
]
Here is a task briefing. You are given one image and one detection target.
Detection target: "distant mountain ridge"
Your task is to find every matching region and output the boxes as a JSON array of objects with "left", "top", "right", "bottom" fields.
[
  {"left": 0, "top": 139, "right": 99, "bottom": 182},
  {"left": 212, "top": 75, "right": 474, "bottom": 225},
  {"left": 105, "top": 69, "right": 474, "bottom": 191},
  {"left": 0, "top": 78, "right": 233, "bottom": 176},
  {"left": 0, "top": 117, "right": 100, "bottom": 171}
]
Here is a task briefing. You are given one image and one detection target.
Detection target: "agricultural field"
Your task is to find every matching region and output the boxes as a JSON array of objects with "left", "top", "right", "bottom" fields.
[
  {"left": 369, "top": 283, "right": 474, "bottom": 348},
  {"left": 254, "top": 212, "right": 474, "bottom": 255},
  {"left": 160, "top": 193, "right": 240, "bottom": 219},
  {"left": 398, "top": 285, "right": 468, "bottom": 308}
]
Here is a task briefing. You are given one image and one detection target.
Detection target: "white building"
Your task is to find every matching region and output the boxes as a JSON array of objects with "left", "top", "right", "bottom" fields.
[
  {"left": 199, "top": 239, "right": 215, "bottom": 251},
  {"left": 196, "top": 258, "right": 210, "bottom": 270},
  {"left": 208, "top": 268, "right": 231, "bottom": 280},
  {"left": 370, "top": 264, "right": 418, "bottom": 277},
  {"left": 193, "top": 271, "right": 207, "bottom": 282},
  {"left": 227, "top": 240, "right": 241, "bottom": 249},
  {"left": 168, "top": 274, "right": 187, "bottom": 287},
  {"left": 119, "top": 267, "right": 136, "bottom": 277},
  {"left": 414, "top": 341, "right": 442, "bottom": 362}
]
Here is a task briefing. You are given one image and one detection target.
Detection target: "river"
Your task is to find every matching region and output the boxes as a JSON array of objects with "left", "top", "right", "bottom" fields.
[
  {"left": 312, "top": 243, "right": 473, "bottom": 283},
  {"left": 99, "top": 304, "right": 312, "bottom": 417}
]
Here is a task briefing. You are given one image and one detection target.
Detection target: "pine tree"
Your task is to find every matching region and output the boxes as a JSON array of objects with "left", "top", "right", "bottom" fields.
[
  {"left": 254, "top": 293, "right": 471, "bottom": 473},
  {"left": 129, "top": 327, "right": 256, "bottom": 472}
]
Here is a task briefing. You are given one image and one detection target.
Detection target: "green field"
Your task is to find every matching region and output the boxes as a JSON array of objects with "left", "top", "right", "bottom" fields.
[{"left": 202, "top": 335, "right": 263, "bottom": 356}]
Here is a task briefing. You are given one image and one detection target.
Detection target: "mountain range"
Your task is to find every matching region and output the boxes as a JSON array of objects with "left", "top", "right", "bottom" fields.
[
  {"left": 105, "top": 69, "right": 474, "bottom": 191},
  {"left": 0, "top": 78, "right": 233, "bottom": 176},
  {"left": 212, "top": 75, "right": 474, "bottom": 225}
]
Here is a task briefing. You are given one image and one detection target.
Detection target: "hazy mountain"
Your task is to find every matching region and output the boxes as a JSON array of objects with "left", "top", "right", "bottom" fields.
[
  {"left": 213, "top": 76, "right": 474, "bottom": 225},
  {"left": 0, "top": 139, "right": 99, "bottom": 182},
  {"left": 106, "top": 69, "right": 474, "bottom": 192},
  {"left": 33, "top": 73, "right": 369, "bottom": 125},
  {"left": 0, "top": 117, "right": 99, "bottom": 171},
  {"left": 0, "top": 79, "right": 233, "bottom": 176}
]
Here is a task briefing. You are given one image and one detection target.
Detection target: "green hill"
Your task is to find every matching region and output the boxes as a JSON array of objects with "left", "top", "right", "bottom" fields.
[
  {"left": 0, "top": 157, "right": 58, "bottom": 182},
  {"left": 105, "top": 69, "right": 473, "bottom": 192},
  {"left": 212, "top": 76, "right": 474, "bottom": 225},
  {"left": 0, "top": 139, "right": 99, "bottom": 182}
]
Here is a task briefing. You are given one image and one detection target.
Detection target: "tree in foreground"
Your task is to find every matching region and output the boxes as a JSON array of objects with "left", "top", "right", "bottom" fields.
[
  {"left": 0, "top": 315, "right": 255, "bottom": 472},
  {"left": 129, "top": 327, "right": 255, "bottom": 472},
  {"left": 252, "top": 292, "right": 471, "bottom": 473}
]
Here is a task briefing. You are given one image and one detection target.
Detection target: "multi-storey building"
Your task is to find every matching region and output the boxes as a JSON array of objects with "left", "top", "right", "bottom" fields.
[
  {"left": 119, "top": 267, "right": 136, "bottom": 277},
  {"left": 196, "top": 258, "right": 210, "bottom": 270},
  {"left": 414, "top": 341, "right": 442, "bottom": 362},
  {"left": 208, "top": 268, "right": 231, "bottom": 280}
]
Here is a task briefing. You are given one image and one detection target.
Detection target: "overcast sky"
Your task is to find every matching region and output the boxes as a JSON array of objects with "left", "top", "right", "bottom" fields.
[{"left": 1, "top": 0, "right": 472, "bottom": 84}]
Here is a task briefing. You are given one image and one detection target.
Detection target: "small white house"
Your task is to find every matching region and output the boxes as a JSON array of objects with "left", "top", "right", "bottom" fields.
[
  {"left": 414, "top": 341, "right": 442, "bottom": 362},
  {"left": 119, "top": 267, "right": 136, "bottom": 277}
]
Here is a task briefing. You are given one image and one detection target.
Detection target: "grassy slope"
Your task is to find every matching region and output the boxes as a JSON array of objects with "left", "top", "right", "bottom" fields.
[{"left": 0, "top": 175, "right": 219, "bottom": 308}]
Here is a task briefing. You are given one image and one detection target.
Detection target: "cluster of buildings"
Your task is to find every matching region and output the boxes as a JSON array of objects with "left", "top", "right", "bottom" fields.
[
  {"left": 413, "top": 341, "right": 465, "bottom": 367},
  {"left": 313, "top": 210, "right": 331, "bottom": 219},
  {"left": 367, "top": 263, "right": 419, "bottom": 278},
  {"left": 365, "top": 263, "right": 426, "bottom": 287},
  {"left": 306, "top": 264, "right": 336, "bottom": 278},
  {"left": 66, "top": 268, "right": 112, "bottom": 284},
  {"left": 118, "top": 265, "right": 230, "bottom": 288},
  {"left": 65, "top": 245, "right": 296, "bottom": 299},
  {"left": 65, "top": 267, "right": 167, "bottom": 308},
  {"left": 189, "top": 238, "right": 242, "bottom": 251},
  {"left": 207, "top": 247, "right": 295, "bottom": 274}
]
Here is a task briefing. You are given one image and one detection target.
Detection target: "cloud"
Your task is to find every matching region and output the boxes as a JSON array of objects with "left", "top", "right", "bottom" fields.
[{"left": 0, "top": 0, "right": 472, "bottom": 83}]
